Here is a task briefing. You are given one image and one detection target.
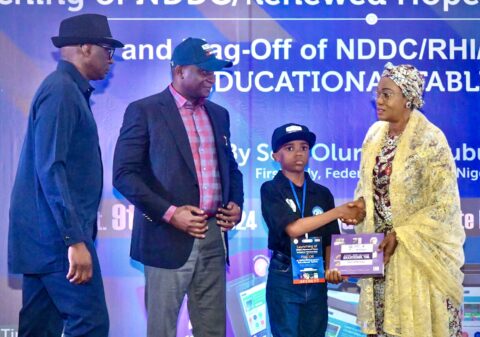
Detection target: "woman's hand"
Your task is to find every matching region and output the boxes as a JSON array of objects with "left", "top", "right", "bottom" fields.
[{"left": 379, "top": 231, "right": 398, "bottom": 264}]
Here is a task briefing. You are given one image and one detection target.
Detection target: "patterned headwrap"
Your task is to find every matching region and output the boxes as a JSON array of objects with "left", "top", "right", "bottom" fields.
[{"left": 381, "top": 62, "right": 425, "bottom": 109}]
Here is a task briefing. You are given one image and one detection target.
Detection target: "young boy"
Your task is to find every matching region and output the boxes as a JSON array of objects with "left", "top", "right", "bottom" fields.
[{"left": 261, "top": 123, "right": 363, "bottom": 337}]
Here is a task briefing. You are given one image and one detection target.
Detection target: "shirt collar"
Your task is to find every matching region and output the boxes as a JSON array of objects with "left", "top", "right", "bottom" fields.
[
  {"left": 57, "top": 60, "right": 94, "bottom": 100},
  {"left": 274, "top": 171, "right": 314, "bottom": 192},
  {"left": 169, "top": 84, "right": 205, "bottom": 110}
]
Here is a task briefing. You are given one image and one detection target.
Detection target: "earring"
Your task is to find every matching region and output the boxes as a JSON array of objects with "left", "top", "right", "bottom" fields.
[{"left": 406, "top": 102, "right": 412, "bottom": 109}]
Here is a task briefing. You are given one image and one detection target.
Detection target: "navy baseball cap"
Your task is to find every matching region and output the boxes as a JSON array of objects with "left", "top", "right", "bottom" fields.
[
  {"left": 171, "top": 37, "right": 233, "bottom": 71},
  {"left": 271, "top": 123, "right": 316, "bottom": 153}
]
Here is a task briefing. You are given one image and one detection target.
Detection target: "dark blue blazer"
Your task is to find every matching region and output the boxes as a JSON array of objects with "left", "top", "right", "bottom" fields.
[{"left": 113, "top": 88, "right": 244, "bottom": 269}]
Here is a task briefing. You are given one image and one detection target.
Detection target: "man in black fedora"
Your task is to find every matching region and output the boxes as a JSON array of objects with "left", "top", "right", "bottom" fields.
[{"left": 8, "top": 13, "right": 123, "bottom": 337}]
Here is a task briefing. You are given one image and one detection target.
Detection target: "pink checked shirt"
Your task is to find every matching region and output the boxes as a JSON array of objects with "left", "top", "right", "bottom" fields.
[{"left": 163, "top": 85, "right": 222, "bottom": 222}]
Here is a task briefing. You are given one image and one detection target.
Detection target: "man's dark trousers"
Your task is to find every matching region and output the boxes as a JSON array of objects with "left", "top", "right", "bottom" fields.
[{"left": 18, "top": 242, "right": 108, "bottom": 337}]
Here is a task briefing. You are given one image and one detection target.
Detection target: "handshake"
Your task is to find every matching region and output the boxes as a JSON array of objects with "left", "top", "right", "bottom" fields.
[{"left": 337, "top": 197, "right": 366, "bottom": 225}]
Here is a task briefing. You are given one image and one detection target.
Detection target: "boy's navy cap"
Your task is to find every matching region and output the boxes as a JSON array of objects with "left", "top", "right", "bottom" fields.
[
  {"left": 171, "top": 37, "right": 233, "bottom": 71},
  {"left": 271, "top": 123, "right": 316, "bottom": 152}
]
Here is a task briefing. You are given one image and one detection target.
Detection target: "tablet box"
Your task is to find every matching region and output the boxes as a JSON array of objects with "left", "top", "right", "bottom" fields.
[{"left": 329, "top": 233, "right": 384, "bottom": 277}]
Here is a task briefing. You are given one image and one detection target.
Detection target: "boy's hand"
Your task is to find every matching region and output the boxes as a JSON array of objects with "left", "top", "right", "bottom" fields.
[
  {"left": 325, "top": 269, "right": 344, "bottom": 284},
  {"left": 216, "top": 202, "right": 241, "bottom": 232},
  {"left": 339, "top": 198, "right": 366, "bottom": 224}
]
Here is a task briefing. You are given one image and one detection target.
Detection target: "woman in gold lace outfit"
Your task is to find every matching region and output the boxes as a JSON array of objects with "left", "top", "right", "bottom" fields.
[{"left": 353, "top": 63, "right": 465, "bottom": 337}]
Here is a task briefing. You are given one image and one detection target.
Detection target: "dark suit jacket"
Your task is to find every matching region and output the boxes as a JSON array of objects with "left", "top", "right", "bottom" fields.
[{"left": 113, "top": 88, "right": 244, "bottom": 269}]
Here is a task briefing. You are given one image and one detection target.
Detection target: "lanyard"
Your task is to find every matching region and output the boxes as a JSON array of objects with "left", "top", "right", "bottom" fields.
[
  {"left": 289, "top": 179, "right": 306, "bottom": 219},
  {"left": 289, "top": 179, "right": 308, "bottom": 238}
]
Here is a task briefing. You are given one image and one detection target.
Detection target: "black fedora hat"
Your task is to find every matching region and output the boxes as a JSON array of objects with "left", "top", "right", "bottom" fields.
[{"left": 51, "top": 14, "right": 124, "bottom": 48}]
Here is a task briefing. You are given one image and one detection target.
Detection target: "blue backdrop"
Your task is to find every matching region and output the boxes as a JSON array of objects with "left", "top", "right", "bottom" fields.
[{"left": 1, "top": 2, "right": 479, "bottom": 336}]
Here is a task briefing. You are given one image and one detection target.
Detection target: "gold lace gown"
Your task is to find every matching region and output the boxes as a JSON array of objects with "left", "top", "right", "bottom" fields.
[
  {"left": 368, "top": 133, "right": 462, "bottom": 337},
  {"left": 354, "top": 110, "right": 465, "bottom": 337}
]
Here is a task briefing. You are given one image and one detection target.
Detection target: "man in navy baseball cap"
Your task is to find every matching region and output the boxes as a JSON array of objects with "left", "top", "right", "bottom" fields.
[{"left": 113, "top": 36, "right": 243, "bottom": 337}]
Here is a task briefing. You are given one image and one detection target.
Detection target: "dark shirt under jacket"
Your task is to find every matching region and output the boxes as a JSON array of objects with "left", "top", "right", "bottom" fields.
[
  {"left": 261, "top": 171, "right": 340, "bottom": 258},
  {"left": 9, "top": 60, "right": 102, "bottom": 274}
]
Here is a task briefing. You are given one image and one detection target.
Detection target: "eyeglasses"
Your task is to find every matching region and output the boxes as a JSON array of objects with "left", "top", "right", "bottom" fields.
[
  {"left": 372, "top": 90, "right": 403, "bottom": 102},
  {"left": 79, "top": 44, "right": 115, "bottom": 59},
  {"left": 96, "top": 44, "right": 115, "bottom": 60}
]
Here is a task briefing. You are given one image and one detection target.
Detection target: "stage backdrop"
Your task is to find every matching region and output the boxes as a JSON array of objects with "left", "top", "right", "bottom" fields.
[{"left": 1, "top": 2, "right": 479, "bottom": 336}]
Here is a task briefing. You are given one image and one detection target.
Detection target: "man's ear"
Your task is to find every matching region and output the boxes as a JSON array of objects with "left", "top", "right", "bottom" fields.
[
  {"left": 80, "top": 44, "right": 92, "bottom": 57},
  {"left": 173, "top": 65, "right": 184, "bottom": 78}
]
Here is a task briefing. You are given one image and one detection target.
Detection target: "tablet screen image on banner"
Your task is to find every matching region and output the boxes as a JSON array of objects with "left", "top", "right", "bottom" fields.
[
  {"left": 239, "top": 282, "right": 268, "bottom": 336},
  {"left": 330, "top": 234, "right": 384, "bottom": 278},
  {"left": 328, "top": 308, "right": 366, "bottom": 337},
  {"left": 463, "top": 287, "right": 480, "bottom": 336},
  {"left": 326, "top": 322, "right": 341, "bottom": 337},
  {"left": 327, "top": 290, "right": 366, "bottom": 337},
  {"left": 291, "top": 236, "right": 325, "bottom": 284},
  {"left": 227, "top": 274, "right": 270, "bottom": 337}
]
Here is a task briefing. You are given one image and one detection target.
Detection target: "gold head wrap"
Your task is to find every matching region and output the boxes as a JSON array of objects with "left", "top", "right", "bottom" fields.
[{"left": 382, "top": 62, "right": 425, "bottom": 109}]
